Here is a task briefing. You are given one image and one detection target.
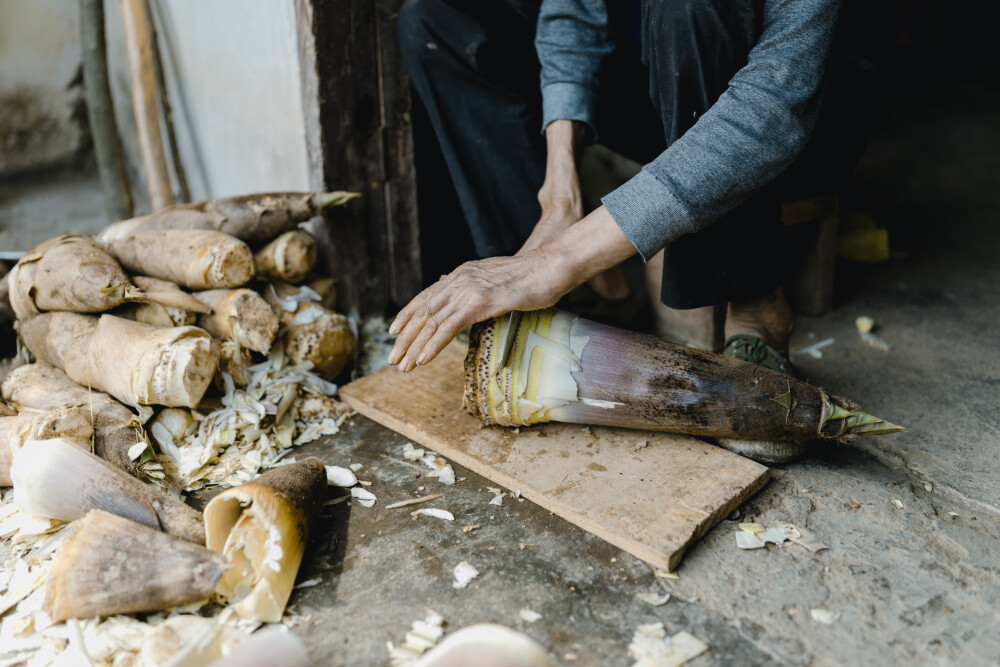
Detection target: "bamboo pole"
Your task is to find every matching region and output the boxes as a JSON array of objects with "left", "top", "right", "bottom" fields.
[
  {"left": 120, "top": 0, "right": 173, "bottom": 211},
  {"left": 80, "top": 0, "right": 133, "bottom": 220}
]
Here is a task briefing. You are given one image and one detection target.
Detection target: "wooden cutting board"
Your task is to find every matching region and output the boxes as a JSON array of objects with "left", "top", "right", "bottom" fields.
[{"left": 340, "top": 341, "right": 769, "bottom": 571}]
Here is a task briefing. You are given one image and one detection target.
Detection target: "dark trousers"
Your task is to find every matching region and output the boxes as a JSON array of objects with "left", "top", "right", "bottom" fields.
[{"left": 398, "top": 0, "right": 863, "bottom": 308}]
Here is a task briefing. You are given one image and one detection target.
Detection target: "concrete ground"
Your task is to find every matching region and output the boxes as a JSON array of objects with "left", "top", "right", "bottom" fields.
[
  {"left": 260, "top": 70, "right": 999, "bottom": 665},
  {"left": 2, "top": 72, "right": 997, "bottom": 665}
]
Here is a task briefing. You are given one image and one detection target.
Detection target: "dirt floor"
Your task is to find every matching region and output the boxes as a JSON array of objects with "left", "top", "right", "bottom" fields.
[{"left": 1, "top": 71, "right": 998, "bottom": 665}]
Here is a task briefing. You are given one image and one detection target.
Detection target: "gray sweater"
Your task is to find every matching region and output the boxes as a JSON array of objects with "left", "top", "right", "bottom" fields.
[{"left": 536, "top": 0, "right": 841, "bottom": 260}]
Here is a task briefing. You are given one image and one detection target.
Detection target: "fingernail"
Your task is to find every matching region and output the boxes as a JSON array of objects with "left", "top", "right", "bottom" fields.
[
  {"left": 416, "top": 353, "right": 426, "bottom": 365},
  {"left": 403, "top": 359, "right": 416, "bottom": 373},
  {"left": 389, "top": 320, "right": 400, "bottom": 335},
  {"left": 388, "top": 349, "right": 398, "bottom": 365}
]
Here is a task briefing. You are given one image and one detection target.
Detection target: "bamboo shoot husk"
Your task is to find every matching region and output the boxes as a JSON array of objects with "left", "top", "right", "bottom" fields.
[
  {"left": 0, "top": 408, "right": 93, "bottom": 486},
  {"left": 46, "top": 510, "right": 226, "bottom": 621},
  {"left": 5, "top": 234, "right": 143, "bottom": 319},
  {"left": 97, "top": 191, "right": 360, "bottom": 246},
  {"left": 2, "top": 362, "right": 148, "bottom": 476},
  {"left": 464, "top": 308, "right": 904, "bottom": 443},
  {"left": 102, "top": 229, "right": 255, "bottom": 290},
  {"left": 10, "top": 438, "right": 205, "bottom": 543},
  {"left": 254, "top": 230, "right": 317, "bottom": 283},
  {"left": 205, "top": 628, "right": 311, "bottom": 667},
  {"left": 193, "top": 289, "right": 279, "bottom": 355},
  {"left": 204, "top": 457, "right": 326, "bottom": 622},
  {"left": 132, "top": 275, "right": 211, "bottom": 313},
  {"left": 19, "top": 312, "right": 219, "bottom": 410},
  {"left": 219, "top": 340, "right": 253, "bottom": 387},
  {"left": 264, "top": 283, "right": 355, "bottom": 379}
]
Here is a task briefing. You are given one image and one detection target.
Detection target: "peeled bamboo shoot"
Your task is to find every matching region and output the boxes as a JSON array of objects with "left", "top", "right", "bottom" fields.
[
  {"left": 193, "top": 288, "right": 279, "bottom": 355},
  {"left": 254, "top": 230, "right": 317, "bottom": 283},
  {"left": 2, "top": 363, "right": 148, "bottom": 476},
  {"left": 11, "top": 438, "right": 205, "bottom": 543},
  {"left": 97, "top": 191, "right": 359, "bottom": 246},
  {"left": 19, "top": 312, "right": 219, "bottom": 410},
  {"left": 264, "top": 283, "right": 355, "bottom": 379},
  {"left": 102, "top": 229, "right": 255, "bottom": 290},
  {"left": 204, "top": 458, "right": 326, "bottom": 622},
  {"left": 6, "top": 234, "right": 143, "bottom": 319},
  {"left": 0, "top": 408, "right": 93, "bottom": 485},
  {"left": 464, "top": 308, "right": 903, "bottom": 443},
  {"left": 46, "top": 510, "right": 226, "bottom": 621}
]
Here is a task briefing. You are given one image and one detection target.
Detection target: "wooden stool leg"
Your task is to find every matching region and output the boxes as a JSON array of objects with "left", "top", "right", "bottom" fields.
[
  {"left": 645, "top": 250, "right": 726, "bottom": 351},
  {"left": 788, "top": 199, "right": 839, "bottom": 317}
]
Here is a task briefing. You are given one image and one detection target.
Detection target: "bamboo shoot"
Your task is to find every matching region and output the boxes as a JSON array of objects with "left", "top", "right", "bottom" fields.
[
  {"left": 254, "top": 230, "right": 317, "bottom": 283},
  {"left": 97, "top": 191, "right": 359, "bottom": 246},
  {"left": 193, "top": 288, "right": 279, "bottom": 355},
  {"left": 2, "top": 362, "right": 149, "bottom": 476},
  {"left": 102, "top": 229, "right": 255, "bottom": 290},
  {"left": 46, "top": 510, "right": 225, "bottom": 621},
  {"left": 464, "top": 308, "right": 903, "bottom": 443},
  {"left": 19, "top": 312, "right": 219, "bottom": 410},
  {"left": 6, "top": 234, "right": 143, "bottom": 319},
  {"left": 204, "top": 458, "right": 326, "bottom": 622}
]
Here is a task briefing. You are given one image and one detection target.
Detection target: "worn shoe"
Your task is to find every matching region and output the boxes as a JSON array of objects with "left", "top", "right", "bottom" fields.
[{"left": 715, "top": 334, "right": 806, "bottom": 465}]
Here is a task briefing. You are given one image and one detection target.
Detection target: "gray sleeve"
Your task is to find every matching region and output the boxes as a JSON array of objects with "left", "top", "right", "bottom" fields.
[
  {"left": 602, "top": 0, "right": 842, "bottom": 260},
  {"left": 535, "top": 0, "right": 614, "bottom": 137}
]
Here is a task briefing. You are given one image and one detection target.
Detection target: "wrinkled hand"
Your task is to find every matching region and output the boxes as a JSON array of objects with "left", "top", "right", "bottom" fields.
[{"left": 387, "top": 250, "right": 571, "bottom": 372}]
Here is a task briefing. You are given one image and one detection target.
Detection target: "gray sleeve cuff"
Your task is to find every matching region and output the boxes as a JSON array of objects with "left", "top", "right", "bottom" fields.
[
  {"left": 600, "top": 168, "right": 696, "bottom": 261},
  {"left": 541, "top": 81, "right": 598, "bottom": 138}
]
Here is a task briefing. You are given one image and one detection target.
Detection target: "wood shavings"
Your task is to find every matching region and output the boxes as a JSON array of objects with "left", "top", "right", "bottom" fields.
[
  {"left": 519, "top": 608, "right": 542, "bottom": 623},
  {"left": 738, "top": 522, "right": 765, "bottom": 534},
  {"left": 386, "top": 494, "right": 444, "bottom": 509},
  {"left": 387, "top": 609, "right": 445, "bottom": 666},
  {"left": 923, "top": 482, "right": 933, "bottom": 492},
  {"left": 810, "top": 609, "right": 841, "bottom": 624},
  {"left": 325, "top": 465, "right": 358, "bottom": 487},
  {"left": 351, "top": 487, "right": 377, "bottom": 508},
  {"left": 891, "top": 498, "right": 904, "bottom": 509},
  {"left": 628, "top": 624, "right": 708, "bottom": 666},
  {"left": 410, "top": 508, "right": 454, "bottom": 521},
  {"left": 636, "top": 592, "right": 671, "bottom": 607},
  {"left": 487, "top": 487, "right": 506, "bottom": 506},
  {"left": 462, "top": 525, "right": 478, "bottom": 534},
  {"left": 452, "top": 561, "right": 479, "bottom": 589},
  {"left": 349, "top": 463, "right": 363, "bottom": 472},
  {"left": 294, "top": 578, "right": 322, "bottom": 589},
  {"left": 654, "top": 570, "right": 679, "bottom": 580}
]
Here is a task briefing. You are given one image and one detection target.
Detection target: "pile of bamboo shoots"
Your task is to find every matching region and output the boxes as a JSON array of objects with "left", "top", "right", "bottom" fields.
[{"left": 0, "top": 192, "right": 360, "bottom": 658}]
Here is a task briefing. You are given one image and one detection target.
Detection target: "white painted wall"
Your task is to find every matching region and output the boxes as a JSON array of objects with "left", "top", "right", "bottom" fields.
[
  {"left": 0, "top": 0, "right": 85, "bottom": 175},
  {"left": 1, "top": 0, "right": 314, "bottom": 208},
  {"left": 104, "top": 0, "right": 314, "bottom": 205}
]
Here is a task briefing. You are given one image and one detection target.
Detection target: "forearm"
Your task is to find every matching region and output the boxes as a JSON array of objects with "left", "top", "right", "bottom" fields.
[{"left": 537, "top": 205, "right": 637, "bottom": 295}]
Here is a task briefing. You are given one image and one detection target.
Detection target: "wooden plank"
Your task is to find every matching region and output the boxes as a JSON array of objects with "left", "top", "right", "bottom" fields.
[
  {"left": 306, "top": 0, "right": 421, "bottom": 316},
  {"left": 340, "top": 342, "right": 769, "bottom": 571}
]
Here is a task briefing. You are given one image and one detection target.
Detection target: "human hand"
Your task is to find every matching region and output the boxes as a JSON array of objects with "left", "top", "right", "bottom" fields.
[
  {"left": 386, "top": 250, "right": 571, "bottom": 372},
  {"left": 387, "top": 206, "right": 639, "bottom": 370}
]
